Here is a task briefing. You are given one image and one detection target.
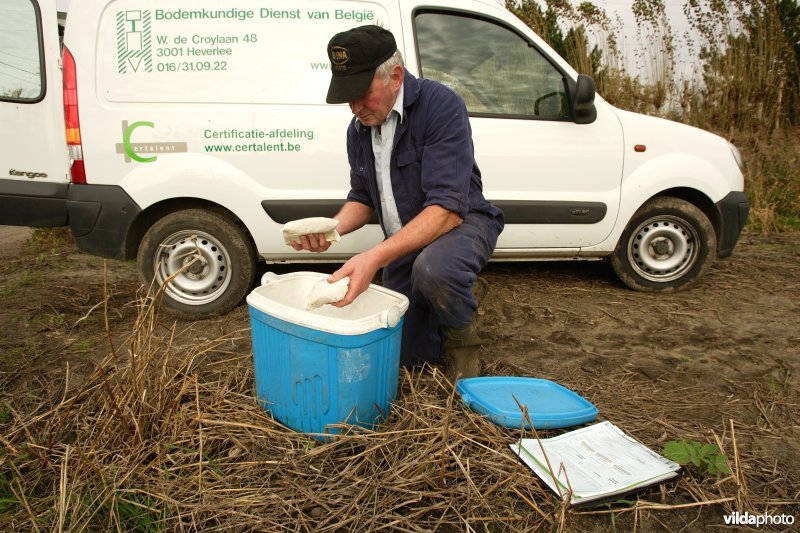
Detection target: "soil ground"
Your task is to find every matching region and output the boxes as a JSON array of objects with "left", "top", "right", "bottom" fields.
[{"left": 0, "top": 226, "right": 798, "bottom": 530}]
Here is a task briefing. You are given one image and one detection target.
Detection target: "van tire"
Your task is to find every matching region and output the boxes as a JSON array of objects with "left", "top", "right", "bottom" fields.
[
  {"left": 137, "top": 209, "right": 256, "bottom": 318},
  {"left": 610, "top": 197, "right": 716, "bottom": 292}
]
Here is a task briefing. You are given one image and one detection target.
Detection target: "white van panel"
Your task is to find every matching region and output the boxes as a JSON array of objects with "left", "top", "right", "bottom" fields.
[
  {"left": 475, "top": 102, "right": 624, "bottom": 249},
  {"left": 97, "top": 0, "right": 391, "bottom": 105},
  {"left": 69, "top": 0, "right": 404, "bottom": 263}
]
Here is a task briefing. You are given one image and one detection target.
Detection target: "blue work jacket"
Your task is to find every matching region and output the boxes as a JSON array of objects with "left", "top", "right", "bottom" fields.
[{"left": 345, "top": 69, "right": 503, "bottom": 236}]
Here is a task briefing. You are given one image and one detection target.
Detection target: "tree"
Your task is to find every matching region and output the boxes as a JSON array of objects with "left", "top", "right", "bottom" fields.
[
  {"left": 777, "top": 0, "right": 800, "bottom": 123},
  {"left": 506, "top": 0, "right": 604, "bottom": 76},
  {"left": 505, "top": 0, "right": 567, "bottom": 58},
  {"left": 686, "top": 0, "right": 800, "bottom": 131}
]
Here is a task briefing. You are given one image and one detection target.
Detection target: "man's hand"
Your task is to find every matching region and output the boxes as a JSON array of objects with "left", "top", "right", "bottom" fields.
[
  {"left": 325, "top": 204, "right": 462, "bottom": 307},
  {"left": 290, "top": 233, "right": 333, "bottom": 253},
  {"left": 328, "top": 250, "right": 381, "bottom": 307},
  {"left": 288, "top": 202, "right": 375, "bottom": 253}
]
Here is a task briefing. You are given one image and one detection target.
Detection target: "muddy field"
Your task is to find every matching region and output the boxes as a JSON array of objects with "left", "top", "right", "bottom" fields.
[{"left": 0, "top": 226, "right": 798, "bottom": 530}]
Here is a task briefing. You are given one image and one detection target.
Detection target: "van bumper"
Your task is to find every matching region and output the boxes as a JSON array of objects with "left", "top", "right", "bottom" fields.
[
  {"left": 715, "top": 191, "right": 749, "bottom": 258},
  {"left": 67, "top": 184, "right": 141, "bottom": 260},
  {"left": 0, "top": 179, "right": 69, "bottom": 227}
]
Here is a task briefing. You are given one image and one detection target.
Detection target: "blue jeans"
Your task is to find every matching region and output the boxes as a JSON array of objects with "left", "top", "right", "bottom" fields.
[{"left": 382, "top": 211, "right": 504, "bottom": 366}]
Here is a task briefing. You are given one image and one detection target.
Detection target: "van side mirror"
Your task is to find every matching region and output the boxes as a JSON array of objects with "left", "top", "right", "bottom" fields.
[{"left": 572, "top": 74, "right": 597, "bottom": 124}]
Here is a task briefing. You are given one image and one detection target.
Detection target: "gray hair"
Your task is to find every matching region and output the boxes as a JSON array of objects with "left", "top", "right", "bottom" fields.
[{"left": 376, "top": 50, "right": 404, "bottom": 83}]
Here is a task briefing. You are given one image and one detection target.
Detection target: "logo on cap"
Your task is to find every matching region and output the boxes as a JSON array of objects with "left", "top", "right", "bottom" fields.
[{"left": 330, "top": 46, "right": 349, "bottom": 66}]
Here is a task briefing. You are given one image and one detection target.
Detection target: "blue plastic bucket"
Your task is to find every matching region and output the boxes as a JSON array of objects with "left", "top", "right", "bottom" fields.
[{"left": 246, "top": 272, "right": 409, "bottom": 438}]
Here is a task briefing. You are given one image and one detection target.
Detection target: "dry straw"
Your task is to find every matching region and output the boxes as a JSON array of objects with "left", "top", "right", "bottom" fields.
[{"left": 0, "top": 267, "right": 791, "bottom": 531}]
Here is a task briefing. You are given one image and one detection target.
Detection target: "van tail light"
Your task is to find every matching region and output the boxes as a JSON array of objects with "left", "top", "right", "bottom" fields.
[{"left": 62, "top": 46, "right": 86, "bottom": 184}]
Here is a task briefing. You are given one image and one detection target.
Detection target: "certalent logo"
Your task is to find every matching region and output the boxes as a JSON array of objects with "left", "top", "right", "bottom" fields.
[
  {"left": 115, "top": 120, "right": 187, "bottom": 163},
  {"left": 724, "top": 511, "right": 795, "bottom": 527}
]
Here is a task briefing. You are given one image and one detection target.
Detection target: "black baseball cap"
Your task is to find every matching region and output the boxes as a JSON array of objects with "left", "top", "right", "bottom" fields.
[{"left": 326, "top": 25, "right": 397, "bottom": 104}]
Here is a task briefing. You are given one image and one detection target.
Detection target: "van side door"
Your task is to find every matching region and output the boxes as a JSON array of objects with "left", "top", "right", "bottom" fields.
[
  {"left": 0, "top": 0, "right": 70, "bottom": 226},
  {"left": 411, "top": 10, "right": 624, "bottom": 252}
]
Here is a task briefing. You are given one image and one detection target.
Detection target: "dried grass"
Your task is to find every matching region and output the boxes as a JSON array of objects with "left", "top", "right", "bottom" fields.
[{"left": 0, "top": 276, "right": 795, "bottom": 531}]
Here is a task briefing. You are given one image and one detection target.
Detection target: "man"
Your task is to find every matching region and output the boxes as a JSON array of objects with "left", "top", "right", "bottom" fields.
[{"left": 292, "top": 25, "right": 503, "bottom": 378}]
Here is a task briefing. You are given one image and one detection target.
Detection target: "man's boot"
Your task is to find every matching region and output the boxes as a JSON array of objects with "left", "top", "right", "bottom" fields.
[{"left": 442, "top": 320, "right": 482, "bottom": 381}]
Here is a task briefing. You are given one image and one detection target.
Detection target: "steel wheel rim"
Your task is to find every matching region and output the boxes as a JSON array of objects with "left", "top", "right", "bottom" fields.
[
  {"left": 153, "top": 230, "right": 232, "bottom": 305},
  {"left": 627, "top": 215, "right": 700, "bottom": 283}
]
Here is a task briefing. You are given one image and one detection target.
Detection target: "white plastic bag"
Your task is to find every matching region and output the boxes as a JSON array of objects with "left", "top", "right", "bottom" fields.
[
  {"left": 305, "top": 277, "right": 350, "bottom": 310},
  {"left": 282, "top": 217, "right": 341, "bottom": 246}
]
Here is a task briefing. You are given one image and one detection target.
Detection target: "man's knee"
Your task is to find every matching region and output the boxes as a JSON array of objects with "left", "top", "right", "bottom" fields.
[
  {"left": 411, "top": 247, "right": 445, "bottom": 296},
  {"left": 411, "top": 246, "right": 474, "bottom": 309}
]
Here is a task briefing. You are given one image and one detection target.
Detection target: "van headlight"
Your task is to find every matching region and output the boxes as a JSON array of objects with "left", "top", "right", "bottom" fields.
[{"left": 728, "top": 141, "right": 744, "bottom": 171}]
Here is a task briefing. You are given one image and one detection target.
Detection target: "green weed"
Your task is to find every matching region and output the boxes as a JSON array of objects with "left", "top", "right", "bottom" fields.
[
  {"left": 0, "top": 270, "right": 44, "bottom": 298},
  {"left": 72, "top": 339, "right": 97, "bottom": 351},
  {"left": 4, "top": 343, "right": 40, "bottom": 361},
  {"left": 29, "top": 227, "right": 73, "bottom": 249},
  {"left": 19, "top": 271, "right": 41, "bottom": 287},
  {"left": 30, "top": 312, "right": 66, "bottom": 328},
  {"left": 0, "top": 402, "right": 11, "bottom": 424},
  {"left": 113, "top": 494, "right": 165, "bottom": 533},
  {"left": 0, "top": 471, "right": 19, "bottom": 514},
  {"left": 0, "top": 269, "right": 44, "bottom": 298},
  {"left": 663, "top": 440, "right": 732, "bottom": 475}
]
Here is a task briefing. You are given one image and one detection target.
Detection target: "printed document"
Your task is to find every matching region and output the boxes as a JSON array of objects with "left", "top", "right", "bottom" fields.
[{"left": 510, "top": 421, "right": 680, "bottom": 504}]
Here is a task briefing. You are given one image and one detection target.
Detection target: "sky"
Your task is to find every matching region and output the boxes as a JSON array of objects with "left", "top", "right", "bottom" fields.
[{"left": 573, "top": 0, "right": 696, "bottom": 76}]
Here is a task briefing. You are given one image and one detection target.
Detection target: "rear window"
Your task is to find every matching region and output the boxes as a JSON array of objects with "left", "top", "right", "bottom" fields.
[{"left": 0, "top": 0, "right": 44, "bottom": 102}]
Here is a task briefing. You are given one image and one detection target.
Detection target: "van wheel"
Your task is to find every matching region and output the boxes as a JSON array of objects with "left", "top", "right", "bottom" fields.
[
  {"left": 137, "top": 209, "right": 256, "bottom": 318},
  {"left": 610, "top": 197, "right": 716, "bottom": 292}
]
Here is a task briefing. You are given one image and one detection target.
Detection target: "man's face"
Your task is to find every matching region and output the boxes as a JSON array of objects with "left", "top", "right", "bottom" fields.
[{"left": 348, "top": 65, "right": 403, "bottom": 126}]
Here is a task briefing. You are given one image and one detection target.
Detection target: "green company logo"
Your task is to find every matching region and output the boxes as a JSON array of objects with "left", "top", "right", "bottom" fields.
[
  {"left": 116, "top": 10, "right": 152, "bottom": 73},
  {"left": 116, "top": 121, "right": 188, "bottom": 163}
]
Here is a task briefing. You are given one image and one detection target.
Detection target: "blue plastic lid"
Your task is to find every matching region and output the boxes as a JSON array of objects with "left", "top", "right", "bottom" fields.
[{"left": 456, "top": 377, "right": 598, "bottom": 429}]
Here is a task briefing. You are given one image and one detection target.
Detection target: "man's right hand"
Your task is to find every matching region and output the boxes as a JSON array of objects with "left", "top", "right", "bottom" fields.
[
  {"left": 290, "top": 233, "right": 333, "bottom": 253},
  {"left": 327, "top": 249, "right": 382, "bottom": 307}
]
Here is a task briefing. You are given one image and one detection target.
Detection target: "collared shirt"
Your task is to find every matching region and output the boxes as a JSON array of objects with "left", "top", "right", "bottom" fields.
[
  {"left": 369, "top": 83, "right": 405, "bottom": 236},
  {"left": 345, "top": 69, "right": 503, "bottom": 233}
]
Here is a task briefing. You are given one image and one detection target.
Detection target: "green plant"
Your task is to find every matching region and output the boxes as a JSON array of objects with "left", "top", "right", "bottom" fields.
[
  {"left": 0, "top": 471, "right": 19, "bottom": 513},
  {"left": 114, "top": 495, "right": 164, "bottom": 533},
  {"left": 29, "top": 227, "right": 73, "bottom": 248},
  {"left": 72, "top": 339, "right": 97, "bottom": 351},
  {"left": 0, "top": 402, "right": 10, "bottom": 424},
  {"left": 2, "top": 343, "right": 41, "bottom": 364},
  {"left": 663, "top": 440, "right": 732, "bottom": 475},
  {"left": 0, "top": 269, "right": 44, "bottom": 297},
  {"left": 18, "top": 270, "right": 43, "bottom": 287}
]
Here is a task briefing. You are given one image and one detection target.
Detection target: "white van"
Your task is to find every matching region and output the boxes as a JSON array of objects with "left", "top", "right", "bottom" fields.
[{"left": 0, "top": 0, "right": 749, "bottom": 317}]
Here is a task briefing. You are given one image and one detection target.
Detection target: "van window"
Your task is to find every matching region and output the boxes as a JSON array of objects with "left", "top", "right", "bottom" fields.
[
  {"left": 0, "top": 0, "right": 43, "bottom": 102},
  {"left": 414, "top": 12, "right": 568, "bottom": 119}
]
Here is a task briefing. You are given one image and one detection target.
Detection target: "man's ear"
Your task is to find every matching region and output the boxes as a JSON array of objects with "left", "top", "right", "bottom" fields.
[{"left": 390, "top": 64, "right": 404, "bottom": 90}]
